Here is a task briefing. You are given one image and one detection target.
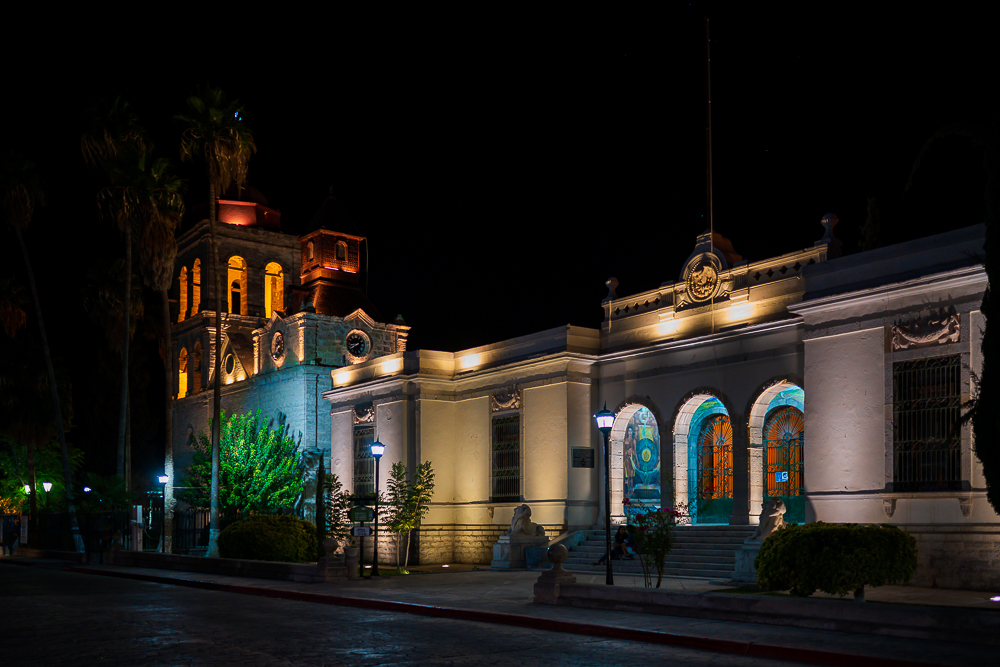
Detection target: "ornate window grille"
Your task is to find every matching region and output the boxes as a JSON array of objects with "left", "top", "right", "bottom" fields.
[
  {"left": 491, "top": 414, "right": 521, "bottom": 502},
  {"left": 698, "top": 415, "right": 733, "bottom": 500},
  {"left": 353, "top": 426, "right": 375, "bottom": 497},
  {"left": 892, "top": 355, "right": 962, "bottom": 492},
  {"left": 763, "top": 406, "right": 804, "bottom": 500}
]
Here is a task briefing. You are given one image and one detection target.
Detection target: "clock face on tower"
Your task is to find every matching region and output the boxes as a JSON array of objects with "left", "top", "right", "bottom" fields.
[{"left": 345, "top": 329, "right": 371, "bottom": 362}]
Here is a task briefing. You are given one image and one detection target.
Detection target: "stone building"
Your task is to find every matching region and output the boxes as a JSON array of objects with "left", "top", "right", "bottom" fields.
[
  {"left": 323, "top": 219, "right": 999, "bottom": 590},
  {"left": 171, "top": 192, "right": 408, "bottom": 521}
]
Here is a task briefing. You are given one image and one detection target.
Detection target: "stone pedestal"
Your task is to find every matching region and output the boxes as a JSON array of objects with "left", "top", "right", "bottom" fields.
[
  {"left": 733, "top": 538, "right": 761, "bottom": 583},
  {"left": 533, "top": 544, "right": 576, "bottom": 604},
  {"left": 491, "top": 535, "right": 549, "bottom": 569},
  {"left": 344, "top": 546, "right": 360, "bottom": 578}
]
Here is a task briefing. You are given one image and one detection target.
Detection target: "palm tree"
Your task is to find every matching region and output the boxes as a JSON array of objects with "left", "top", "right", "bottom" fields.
[
  {"left": 136, "top": 156, "right": 186, "bottom": 554},
  {"left": 177, "top": 88, "right": 256, "bottom": 557},
  {"left": 81, "top": 98, "right": 147, "bottom": 480},
  {"left": 1, "top": 154, "right": 84, "bottom": 551}
]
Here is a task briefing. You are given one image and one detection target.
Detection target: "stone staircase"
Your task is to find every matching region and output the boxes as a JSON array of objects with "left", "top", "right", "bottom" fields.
[{"left": 563, "top": 525, "right": 755, "bottom": 579}]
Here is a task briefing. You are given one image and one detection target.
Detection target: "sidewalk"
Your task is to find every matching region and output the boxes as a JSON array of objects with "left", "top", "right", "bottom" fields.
[{"left": 4, "top": 555, "right": 998, "bottom": 667}]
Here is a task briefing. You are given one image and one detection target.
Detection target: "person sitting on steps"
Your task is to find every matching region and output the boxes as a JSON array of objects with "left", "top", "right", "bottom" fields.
[{"left": 594, "top": 525, "right": 630, "bottom": 565}]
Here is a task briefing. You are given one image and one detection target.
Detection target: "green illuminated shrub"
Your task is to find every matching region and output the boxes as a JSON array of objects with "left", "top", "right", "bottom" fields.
[
  {"left": 217, "top": 514, "right": 319, "bottom": 563},
  {"left": 755, "top": 522, "right": 917, "bottom": 597}
]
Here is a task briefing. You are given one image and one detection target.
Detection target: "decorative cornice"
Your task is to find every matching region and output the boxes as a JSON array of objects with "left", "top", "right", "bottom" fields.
[{"left": 790, "top": 266, "right": 985, "bottom": 318}]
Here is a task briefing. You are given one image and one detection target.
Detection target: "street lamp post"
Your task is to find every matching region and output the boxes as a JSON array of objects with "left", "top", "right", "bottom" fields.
[
  {"left": 595, "top": 403, "right": 615, "bottom": 586},
  {"left": 158, "top": 475, "right": 169, "bottom": 553},
  {"left": 370, "top": 441, "right": 385, "bottom": 577},
  {"left": 41, "top": 482, "right": 53, "bottom": 513}
]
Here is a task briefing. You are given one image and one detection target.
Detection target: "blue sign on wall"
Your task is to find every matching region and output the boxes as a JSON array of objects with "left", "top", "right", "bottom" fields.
[{"left": 776, "top": 471, "right": 789, "bottom": 483}]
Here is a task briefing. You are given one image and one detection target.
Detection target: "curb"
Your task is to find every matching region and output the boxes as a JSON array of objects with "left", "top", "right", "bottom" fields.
[{"left": 60, "top": 564, "right": 949, "bottom": 667}]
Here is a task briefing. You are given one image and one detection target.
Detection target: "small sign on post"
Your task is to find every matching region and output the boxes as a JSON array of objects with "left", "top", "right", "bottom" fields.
[
  {"left": 349, "top": 506, "right": 375, "bottom": 523},
  {"left": 351, "top": 526, "right": 372, "bottom": 537}
]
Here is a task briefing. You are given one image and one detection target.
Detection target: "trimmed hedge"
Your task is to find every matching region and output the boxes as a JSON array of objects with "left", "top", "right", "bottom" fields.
[
  {"left": 217, "top": 514, "right": 319, "bottom": 563},
  {"left": 755, "top": 522, "right": 917, "bottom": 597}
]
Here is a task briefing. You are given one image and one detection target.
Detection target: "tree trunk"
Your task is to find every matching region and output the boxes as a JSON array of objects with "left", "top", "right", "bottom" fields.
[
  {"left": 162, "top": 289, "right": 174, "bottom": 554},
  {"left": 207, "top": 183, "right": 222, "bottom": 558},
  {"left": 117, "top": 221, "right": 131, "bottom": 480},
  {"left": 14, "top": 225, "right": 83, "bottom": 551},
  {"left": 27, "top": 442, "right": 37, "bottom": 522}
]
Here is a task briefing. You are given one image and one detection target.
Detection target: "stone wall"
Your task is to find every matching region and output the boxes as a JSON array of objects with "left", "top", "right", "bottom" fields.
[
  {"left": 415, "top": 523, "right": 565, "bottom": 565},
  {"left": 418, "top": 524, "right": 509, "bottom": 564},
  {"left": 904, "top": 525, "right": 1000, "bottom": 591}
]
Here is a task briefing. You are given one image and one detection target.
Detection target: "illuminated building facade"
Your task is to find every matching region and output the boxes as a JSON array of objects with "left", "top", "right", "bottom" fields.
[
  {"left": 325, "top": 221, "right": 999, "bottom": 590},
  {"left": 171, "top": 192, "right": 408, "bottom": 520}
]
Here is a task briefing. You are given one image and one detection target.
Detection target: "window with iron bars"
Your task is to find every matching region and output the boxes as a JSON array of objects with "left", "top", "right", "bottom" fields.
[
  {"left": 491, "top": 414, "right": 521, "bottom": 502},
  {"left": 353, "top": 426, "right": 375, "bottom": 497},
  {"left": 892, "top": 355, "right": 962, "bottom": 492}
]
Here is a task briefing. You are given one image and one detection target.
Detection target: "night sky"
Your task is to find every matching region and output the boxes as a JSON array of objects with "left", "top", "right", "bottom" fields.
[{"left": 2, "top": 6, "right": 993, "bottom": 482}]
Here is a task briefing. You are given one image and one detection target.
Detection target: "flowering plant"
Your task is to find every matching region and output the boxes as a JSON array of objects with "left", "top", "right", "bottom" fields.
[{"left": 633, "top": 506, "right": 680, "bottom": 588}]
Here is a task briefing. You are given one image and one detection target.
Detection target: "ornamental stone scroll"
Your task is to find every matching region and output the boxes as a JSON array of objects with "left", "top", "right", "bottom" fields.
[
  {"left": 353, "top": 404, "right": 375, "bottom": 425},
  {"left": 891, "top": 313, "right": 960, "bottom": 351},
  {"left": 491, "top": 388, "right": 521, "bottom": 413}
]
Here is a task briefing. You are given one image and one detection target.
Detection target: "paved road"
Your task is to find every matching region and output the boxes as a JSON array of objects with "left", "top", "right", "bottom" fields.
[{"left": 4, "top": 565, "right": 813, "bottom": 667}]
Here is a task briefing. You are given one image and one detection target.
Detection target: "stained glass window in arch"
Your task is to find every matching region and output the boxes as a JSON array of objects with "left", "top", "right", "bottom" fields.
[{"left": 623, "top": 407, "right": 660, "bottom": 506}]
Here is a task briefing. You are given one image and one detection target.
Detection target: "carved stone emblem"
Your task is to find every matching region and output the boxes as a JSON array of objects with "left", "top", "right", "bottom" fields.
[
  {"left": 891, "top": 313, "right": 960, "bottom": 351},
  {"left": 270, "top": 331, "right": 285, "bottom": 361},
  {"left": 353, "top": 404, "right": 374, "bottom": 425},
  {"left": 491, "top": 388, "right": 521, "bottom": 412},
  {"left": 681, "top": 252, "right": 724, "bottom": 304}
]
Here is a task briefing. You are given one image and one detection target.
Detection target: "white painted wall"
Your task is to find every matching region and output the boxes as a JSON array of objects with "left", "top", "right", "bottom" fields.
[{"left": 803, "top": 327, "right": 886, "bottom": 497}]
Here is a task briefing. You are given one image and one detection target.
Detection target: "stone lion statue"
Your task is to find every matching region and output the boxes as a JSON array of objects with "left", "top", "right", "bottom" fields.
[
  {"left": 751, "top": 499, "right": 786, "bottom": 541},
  {"left": 504, "top": 504, "right": 546, "bottom": 538}
]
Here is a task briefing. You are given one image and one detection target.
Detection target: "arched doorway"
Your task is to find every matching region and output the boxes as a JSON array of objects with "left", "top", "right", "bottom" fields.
[
  {"left": 674, "top": 393, "right": 733, "bottom": 524},
  {"left": 609, "top": 403, "right": 662, "bottom": 523},
  {"left": 623, "top": 407, "right": 661, "bottom": 520},
  {"left": 749, "top": 383, "right": 805, "bottom": 524}
]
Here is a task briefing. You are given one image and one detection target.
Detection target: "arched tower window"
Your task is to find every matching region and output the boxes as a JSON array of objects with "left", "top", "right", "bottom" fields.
[
  {"left": 264, "top": 262, "right": 283, "bottom": 319},
  {"left": 191, "top": 259, "right": 201, "bottom": 317},
  {"left": 336, "top": 241, "right": 347, "bottom": 261},
  {"left": 178, "top": 267, "right": 188, "bottom": 323},
  {"left": 178, "top": 348, "right": 188, "bottom": 399},
  {"left": 228, "top": 256, "right": 247, "bottom": 315},
  {"left": 191, "top": 342, "right": 202, "bottom": 394},
  {"left": 307, "top": 241, "right": 314, "bottom": 261}
]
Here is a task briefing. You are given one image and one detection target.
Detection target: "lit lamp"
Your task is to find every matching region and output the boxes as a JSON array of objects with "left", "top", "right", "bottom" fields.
[
  {"left": 369, "top": 441, "right": 385, "bottom": 577},
  {"left": 42, "top": 482, "right": 52, "bottom": 493},
  {"left": 157, "top": 474, "right": 169, "bottom": 553},
  {"left": 594, "top": 403, "right": 616, "bottom": 586}
]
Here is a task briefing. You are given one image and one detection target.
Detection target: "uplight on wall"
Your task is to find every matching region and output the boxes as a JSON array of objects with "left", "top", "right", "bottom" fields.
[
  {"left": 657, "top": 318, "right": 679, "bottom": 337},
  {"left": 726, "top": 302, "right": 755, "bottom": 324},
  {"left": 333, "top": 369, "right": 351, "bottom": 386},
  {"left": 459, "top": 353, "right": 482, "bottom": 370}
]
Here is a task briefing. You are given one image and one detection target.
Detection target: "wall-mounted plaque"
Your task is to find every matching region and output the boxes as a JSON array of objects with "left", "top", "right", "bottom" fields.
[{"left": 572, "top": 448, "right": 595, "bottom": 468}]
